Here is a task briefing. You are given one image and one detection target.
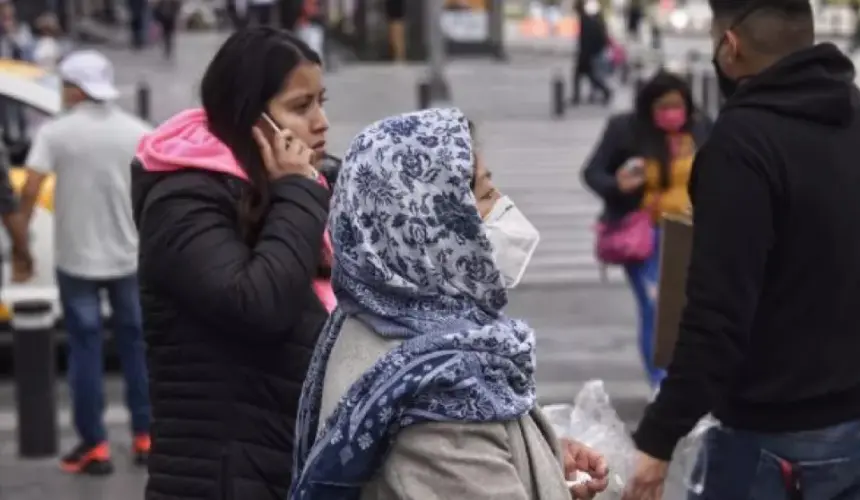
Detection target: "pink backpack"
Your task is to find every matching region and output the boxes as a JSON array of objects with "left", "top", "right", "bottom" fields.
[{"left": 595, "top": 209, "right": 654, "bottom": 264}]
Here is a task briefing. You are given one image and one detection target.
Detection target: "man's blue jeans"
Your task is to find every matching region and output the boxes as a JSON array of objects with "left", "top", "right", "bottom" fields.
[
  {"left": 57, "top": 270, "right": 150, "bottom": 446},
  {"left": 690, "top": 420, "right": 860, "bottom": 499}
]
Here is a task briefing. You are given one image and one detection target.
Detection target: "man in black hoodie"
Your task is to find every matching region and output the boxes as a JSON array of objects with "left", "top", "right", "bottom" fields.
[{"left": 622, "top": 1, "right": 860, "bottom": 498}]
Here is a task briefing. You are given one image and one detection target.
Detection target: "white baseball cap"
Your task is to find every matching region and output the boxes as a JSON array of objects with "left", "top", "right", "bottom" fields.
[{"left": 58, "top": 50, "right": 120, "bottom": 101}]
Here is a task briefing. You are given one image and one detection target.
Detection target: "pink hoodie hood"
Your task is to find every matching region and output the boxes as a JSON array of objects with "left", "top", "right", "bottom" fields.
[
  {"left": 136, "top": 108, "right": 336, "bottom": 312},
  {"left": 137, "top": 108, "right": 250, "bottom": 180}
]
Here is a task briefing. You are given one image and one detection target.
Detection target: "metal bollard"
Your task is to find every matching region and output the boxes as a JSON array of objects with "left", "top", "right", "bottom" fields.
[
  {"left": 630, "top": 59, "right": 645, "bottom": 85},
  {"left": 551, "top": 72, "right": 565, "bottom": 119},
  {"left": 633, "top": 75, "right": 646, "bottom": 106},
  {"left": 685, "top": 50, "right": 701, "bottom": 104},
  {"left": 701, "top": 73, "right": 713, "bottom": 117},
  {"left": 650, "top": 25, "right": 662, "bottom": 50},
  {"left": 12, "top": 300, "right": 58, "bottom": 458},
  {"left": 135, "top": 82, "right": 151, "bottom": 122},
  {"left": 620, "top": 62, "right": 629, "bottom": 85},
  {"left": 417, "top": 80, "right": 431, "bottom": 110},
  {"left": 686, "top": 49, "right": 701, "bottom": 67},
  {"left": 684, "top": 69, "right": 695, "bottom": 89}
]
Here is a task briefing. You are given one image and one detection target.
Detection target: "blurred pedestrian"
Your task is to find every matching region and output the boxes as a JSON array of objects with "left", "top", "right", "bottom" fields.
[
  {"left": 152, "top": 0, "right": 181, "bottom": 59},
  {"left": 295, "top": 0, "right": 324, "bottom": 57},
  {"left": 18, "top": 50, "right": 153, "bottom": 475},
  {"left": 32, "top": 12, "right": 70, "bottom": 71},
  {"left": 279, "top": 0, "right": 303, "bottom": 30},
  {"left": 0, "top": 0, "right": 33, "bottom": 60},
  {"left": 291, "top": 108, "right": 609, "bottom": 500},
  {"left": 625, "top": 0, "right": 643, "bottom": 41},
  {"left": 385, "top": 0, "right": 405, "bottom": 62},
  {"left": 0, "top": 1, "right": 32, "bottom": 154},
  {"left": 582, "top": 71, "right": 711, "bottom": 390},
  {"left": 849, "top": 0, "right": 860, "bottom": 54},
  {"left": 647, "top": 1, "right": 662, "bottom": 51},
  {"left": 249, "top": 0, "right": 275, "bottom": 25},
  {"left": 623, "top": 1, "right": 860, "bottom": 498},
  {"left": 572, "top": 0, "right": 612, "bottom": 106},
  {"left": 133, "top": 27, "right": 334, "bottom": 500},
  {"left": 128, "top": 0, "right": 148, "bottom": 49},
  {"left": 227, "top": 0, "right": 249, "bottom": 29}
]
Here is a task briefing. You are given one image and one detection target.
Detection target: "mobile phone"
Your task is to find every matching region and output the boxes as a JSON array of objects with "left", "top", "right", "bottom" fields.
[
  {"left": 261, "top": 113, "right": 281, "bottom": 134},
  {"left": 624, "top": 159, "right": 644, "bottom": 174},
  {"left": 259, "top": 113, "right": 285, "bottom": 145}
]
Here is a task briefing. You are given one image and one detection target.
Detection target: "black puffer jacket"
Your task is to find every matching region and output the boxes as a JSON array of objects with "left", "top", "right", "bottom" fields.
[{"left": 132, "top": 160, "right": 331, "bottom": 500}]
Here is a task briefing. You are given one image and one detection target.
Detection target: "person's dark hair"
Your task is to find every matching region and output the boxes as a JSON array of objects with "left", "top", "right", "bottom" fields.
[
  {"left": 200, "top": 27, "right": 321, "bottom": 244},
  {"left": 633, "top": 70, "right": 694, "bottom": 190},
  {"left": 709, "top": 0, "right": 814, "bottom": 55}
]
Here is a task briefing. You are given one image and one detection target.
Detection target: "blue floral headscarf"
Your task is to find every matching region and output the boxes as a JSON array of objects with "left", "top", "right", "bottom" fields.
[{"left": 291, "top": 108, "right": 537, "bottom": 499}]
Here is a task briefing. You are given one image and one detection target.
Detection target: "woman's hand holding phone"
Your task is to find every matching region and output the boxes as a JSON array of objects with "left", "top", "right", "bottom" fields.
[
  {"left": 616, "top": 157, "right": 645, "bottom": 193},
  {"left": 252, "top": 123, "right": 317, "bottom": 181}
]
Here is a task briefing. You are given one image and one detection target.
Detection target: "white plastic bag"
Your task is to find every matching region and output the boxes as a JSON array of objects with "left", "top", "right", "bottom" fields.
[
  {"left": 678, "top": 414, "right": 720, "bottom": 494},
  {"left": 545, "top": 380, "right": 636, "bottom": 496},
  {"left": 546, "top": 380, "right": 720, "bottom": 498}
]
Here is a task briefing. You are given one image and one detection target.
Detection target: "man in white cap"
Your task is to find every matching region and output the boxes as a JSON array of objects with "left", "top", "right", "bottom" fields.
[{"left": 18, "top": 49, "right": 152, "bottom": 475}]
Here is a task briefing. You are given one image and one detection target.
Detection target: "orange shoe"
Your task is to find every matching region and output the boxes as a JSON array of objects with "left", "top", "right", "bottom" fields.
[
  {"left": 60, "top": 441, "right": 113, "bottom": 475},
  {"left": 133, "top": 433, "right": 151, "bottom": 466}
]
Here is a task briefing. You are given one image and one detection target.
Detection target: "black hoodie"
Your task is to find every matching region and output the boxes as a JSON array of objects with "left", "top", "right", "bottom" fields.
[{"left": 634, "top": 44, "right": 860, "bottom": 461}]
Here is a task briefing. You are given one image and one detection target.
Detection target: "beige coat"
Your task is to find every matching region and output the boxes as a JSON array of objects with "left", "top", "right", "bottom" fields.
[{"left": 317, "top": 317, "right": 573, "bottom": 500}]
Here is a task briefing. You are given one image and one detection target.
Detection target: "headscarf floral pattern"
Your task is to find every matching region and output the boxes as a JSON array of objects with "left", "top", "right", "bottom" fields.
[{"left": 291, "top": 108, "right": 537, "bottom": 499}]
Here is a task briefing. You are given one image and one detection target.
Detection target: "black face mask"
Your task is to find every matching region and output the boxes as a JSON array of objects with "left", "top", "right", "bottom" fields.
[
  {"left": 711, "top": 2, "right": 762, "bottom": 100},
  {"left": 712, "top": 35, "right": 738, "bottom": 99}
]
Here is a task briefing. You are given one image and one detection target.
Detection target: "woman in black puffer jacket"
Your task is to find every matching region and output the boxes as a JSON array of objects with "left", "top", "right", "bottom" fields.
[{"left": 132, "top": 27, "right": 336, "bottom": 500}]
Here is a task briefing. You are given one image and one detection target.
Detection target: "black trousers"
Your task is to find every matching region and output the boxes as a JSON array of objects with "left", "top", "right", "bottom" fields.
[
  {"left": 153, "top": 1, "right": 179, "bottom": 59},
  {"left": 158, "top": 21, "right": 175, "bottom": 58},
  {"left": 572, "top": 55, "right": 611, "bottom": 104},
  {"left": 127, "top": 0, "right": 147, "bottom": 48},
  {"left": 249, "top": 4, "right": 274, "bottom": 26},
  {"left": 279, "top": 0, "right": 304, "bottom": 30}
]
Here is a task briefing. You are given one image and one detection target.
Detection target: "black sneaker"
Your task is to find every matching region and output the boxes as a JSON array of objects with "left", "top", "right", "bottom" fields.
[{"left": 59, "top": 441, "right": 114, "bottom": 475}]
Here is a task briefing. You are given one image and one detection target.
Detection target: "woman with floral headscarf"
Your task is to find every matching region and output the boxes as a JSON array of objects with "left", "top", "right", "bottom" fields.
[{"left": 291, "top": 108, "right": 609, "bottom": 500}]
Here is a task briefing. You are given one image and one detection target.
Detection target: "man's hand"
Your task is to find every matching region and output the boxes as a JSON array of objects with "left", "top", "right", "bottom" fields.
[
  {"left": 621, "top": 451, "right": 670, "bottom": 500},
  {"left": 2, "top": 211, "right": 31, "bottom": 282},
  {"left": 11, "top": 248, "right": 33, "bottom": 283},
  {"left": 561, "top": 438, "right": 609, "bottom": 499}
]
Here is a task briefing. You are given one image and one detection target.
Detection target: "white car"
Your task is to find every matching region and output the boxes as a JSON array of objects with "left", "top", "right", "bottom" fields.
[{"left": 0, "top": 59, "right": 62, "bottom": 325}]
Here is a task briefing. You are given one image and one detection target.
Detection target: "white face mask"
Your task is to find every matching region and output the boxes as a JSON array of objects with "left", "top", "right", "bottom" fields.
[{"left": 484, "top": 196, "right": 540, "bottom": 288}]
